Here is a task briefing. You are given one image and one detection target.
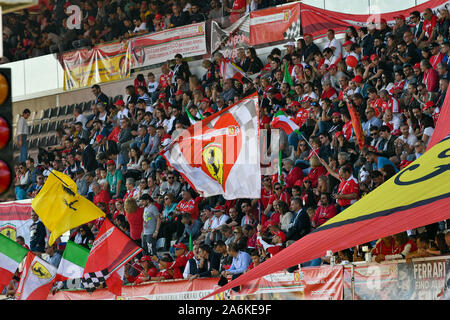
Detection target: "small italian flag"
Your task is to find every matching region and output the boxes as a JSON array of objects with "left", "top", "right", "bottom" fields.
[
  {"left": 0, "top": 233, "right": 28, "bottom": 287},
  {"left": 56, "top": 240, "right": 89, "bottom": 281},
  {"left": 271, "top": 110, "right": 301, "bottom": 135}
]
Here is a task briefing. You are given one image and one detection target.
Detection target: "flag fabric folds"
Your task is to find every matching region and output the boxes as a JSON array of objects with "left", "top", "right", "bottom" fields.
[
  {"left": 347, "top": 102, "right": 365, "bottom": 150},
  {"left": 0, "top": 233, "right": 28, "bottom": 287},
  {"left": 15, "top": 252, "right": 57, "bottom": 300},
  {"left": 56, "top": 240, "right": 89, "bottom": 281},
  {"left": 220, "top": 58, "right": 246, "bottom": 83},
  {"left": 162, "top": 93, "right": 261, "bottom": 199},
  {"left": 203, "top": 134, "right": 450, "bottom": 299},
  {"left": 81, "top": 219, "right": 142, "bottom": 296},
  {"left": 31, "top": 170, "right": 105, "bottom": 246},
  {"left": 271, "top": 110, "right": 300, "bottom": 135}
]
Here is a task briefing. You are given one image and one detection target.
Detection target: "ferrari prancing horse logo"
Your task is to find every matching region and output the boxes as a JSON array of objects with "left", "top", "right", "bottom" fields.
[
  {"left": 203, "top": 142, "right": 224, "bottom": 186},
  {"left": 32, "top": 261, "right": 52, "bottom": 279}
]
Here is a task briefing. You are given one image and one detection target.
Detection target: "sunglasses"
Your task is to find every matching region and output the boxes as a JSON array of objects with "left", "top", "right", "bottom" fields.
[
  {"left": 304, "top": 181, "right": 311, "bottom": 184},
  {"left": 370, "top": 133, "right": 378, "bottom": 136},
  {"left": 274, "top": 187, "right": 282, "bottom": 190}
]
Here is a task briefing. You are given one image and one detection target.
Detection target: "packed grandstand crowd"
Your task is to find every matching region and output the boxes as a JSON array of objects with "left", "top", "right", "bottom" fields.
[{"left": 4, "top": 0, "right": 450, "bottom": 296}]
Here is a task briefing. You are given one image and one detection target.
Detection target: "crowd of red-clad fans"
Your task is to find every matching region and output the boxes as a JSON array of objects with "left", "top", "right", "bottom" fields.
[
  {"left": 6, "top": 3, "right": 450, "bottom": 296},
  {"left": 2, "top": 0, "right": 287, "bottom": 63}
]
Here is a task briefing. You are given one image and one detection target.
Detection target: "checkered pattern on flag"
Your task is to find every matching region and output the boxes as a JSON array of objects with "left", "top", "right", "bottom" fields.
[
  {"left": 162, "top": 93, "right": 260, "bottom": 200},
  {"left": 81, "top": 219, "right": 142, "bottom": 295},
  {"left": 81, "top": 269, "right": 109, "bottom": 292}
]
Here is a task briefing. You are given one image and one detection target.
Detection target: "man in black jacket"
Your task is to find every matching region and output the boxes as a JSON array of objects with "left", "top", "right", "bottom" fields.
[
  {"left": 79, "top": 138, "right": 98, "bottom": 173},
  {"left": 286, "top": 198, "right": 311, "bottom": 242},
  {"left": 187, "top": 243, "right": 222, "bottom": 281}
]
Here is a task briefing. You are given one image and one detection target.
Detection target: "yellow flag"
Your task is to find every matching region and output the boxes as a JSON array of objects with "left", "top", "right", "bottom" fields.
[{"left": 31, "top": 170, "right": 105, "bottom": 246}]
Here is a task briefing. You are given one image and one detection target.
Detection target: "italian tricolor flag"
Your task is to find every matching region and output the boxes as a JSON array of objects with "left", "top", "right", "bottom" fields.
[
  {"left": 56, "top": 240, "right": 89, "bottom": 281},
  {"left": 0, "top": 233, "right": 28, "bottom": 287},
  {"left": 271, "top": 110, "right": 300, "bottom": 135}
]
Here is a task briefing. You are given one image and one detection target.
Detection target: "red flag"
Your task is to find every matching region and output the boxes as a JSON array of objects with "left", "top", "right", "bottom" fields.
[
  {"left": 220, "top": 58, "right": 246, "bottom": 83},
  {"left": 347, "top": 102, "right": 365, "bottom": 150},
  {"left": 81, "top": 219, "right": 142, "bottom": 296}
]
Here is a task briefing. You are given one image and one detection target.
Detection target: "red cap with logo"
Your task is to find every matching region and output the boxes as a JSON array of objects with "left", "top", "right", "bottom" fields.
[
  {"left": 352, "top": 75, "right": 363, "bottom": 83},
  {"left": 424, "top": 100, "right": 435, "bottom": 110},
  {"left": 272, "top": 230, "right": 286, "bottom": 242},
  {"left": 370, "top": 54, "right": 379, "bottom": 61},
  {"left": 173, "top": 242, "right": 187, "bottom": 251}
]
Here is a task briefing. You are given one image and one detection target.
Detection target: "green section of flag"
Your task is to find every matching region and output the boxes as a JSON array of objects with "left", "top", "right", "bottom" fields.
[
  {"left": 62, "top": 240, "right": 90, "bottom": 268},
  {"left": 0, "top": 233, "right": 28, "bottom": 263},
  {"left": 283, "top": 62, "right": 295, "bottom": 95},
  {"left": 278, "top": 150, "right": 284, "bottom": 186},
  {"left": 189, "top": 234, "right": 193, "bottom": 252}
]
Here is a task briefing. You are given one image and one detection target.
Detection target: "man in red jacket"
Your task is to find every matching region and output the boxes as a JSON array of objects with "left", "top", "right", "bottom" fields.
[
  {"left": 282, "top": 159, "right": 304, "bottom": 189},
  {"left": 92, "top": 182, "right": 111, "bottom": 213},
  {"left": 153, "top": 242, "right": 193, "bottom": 279}
]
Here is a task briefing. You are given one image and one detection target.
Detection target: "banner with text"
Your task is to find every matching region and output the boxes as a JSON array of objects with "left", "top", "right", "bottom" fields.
[
  {"left": 211, "top": 14, "right": 250, "bottom": 60},
  {"left": 61, "top": 41, "right": 131, "bottom": 90},
  {"left": 249, "top": 2, "right": 301, "bottom": 46},
  {"left": 0, "top": 200, "right": 33, "bottom": 246},
  {"left": 130, "top": 22, "right": 207, "bottom": 69},
  {"left": 343, "top": 258, "right": 450, "bottom": 300},
  {"left": 48, "top": 268, "right": 343, "bottom": 300}
]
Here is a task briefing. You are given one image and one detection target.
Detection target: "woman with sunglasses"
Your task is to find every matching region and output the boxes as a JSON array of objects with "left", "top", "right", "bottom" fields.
[
  {"left": 300, "top": 178, "right": 317, "bottom": 209},
  {"left": 263, "top": 182, "right": 290, "bottom": 219}
]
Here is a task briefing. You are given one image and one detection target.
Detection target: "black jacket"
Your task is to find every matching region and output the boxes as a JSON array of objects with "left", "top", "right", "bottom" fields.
[
  {"left": 82, "top": 144, "right": 98, "bottom": 172},
  {"left": 197, "top": 251, "right": 222, "bottom": 278},
  {"left": 286, "top": 208, "right": 311, "bottom": 242}
]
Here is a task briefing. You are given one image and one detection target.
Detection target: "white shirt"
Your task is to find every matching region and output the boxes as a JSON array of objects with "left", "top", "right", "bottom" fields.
[
  {"left": 210, "top": 214, "right": 230, "bottom": 230},
  {"left": 117, "top": 108, "right": 130, "bottom": 120},
  {"left": 326, "top": 37, "right": 342, "bottom": 58},
  {"left": 76, "top": 114, "right": 88, "bottom": 129},
  {"left": 17, "top": 116, "right": 29, "bottom": 135}
]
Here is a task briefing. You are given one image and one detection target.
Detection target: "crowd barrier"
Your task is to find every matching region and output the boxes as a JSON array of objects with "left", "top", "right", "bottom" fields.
[{"left": 47, "top": 255, "right": 450, "bottom": 300}]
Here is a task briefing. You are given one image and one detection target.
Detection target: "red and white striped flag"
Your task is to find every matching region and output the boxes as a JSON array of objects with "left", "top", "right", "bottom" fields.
[{"left": 220, "top": 58, "right": 246, "bottom": 83}]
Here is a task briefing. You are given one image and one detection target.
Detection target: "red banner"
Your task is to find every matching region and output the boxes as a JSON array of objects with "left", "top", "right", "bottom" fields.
[
  {"left": 301, "top": 0, "right": 449, "bottom": 40},
  {"left": 250, "top": 2, "right": 301, "bottom": 45},
  {"left": 48, "top": 268, "right": 343, "bottom": 300}
]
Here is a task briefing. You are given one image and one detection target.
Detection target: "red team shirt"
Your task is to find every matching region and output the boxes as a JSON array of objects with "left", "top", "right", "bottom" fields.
[
  {"left": 337, "top": 176, "right": 359, "bottom": 207},
  {"left": 176, "top": 197, "right": 202, "bottom": 220}
]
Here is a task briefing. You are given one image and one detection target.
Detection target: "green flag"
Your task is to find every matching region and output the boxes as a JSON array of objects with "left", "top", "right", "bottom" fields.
[
  {"left": 283, "top": 62, "right": 294, "bottom": 95},
  {"left": 56, "top": 240, "right": 90, "bottom": 280},
  {"left": 0, "top": 233, "right": 28, "bottom": 286},
  {"left": 189, "top": 234, "right": 193, "bottom": 251}
]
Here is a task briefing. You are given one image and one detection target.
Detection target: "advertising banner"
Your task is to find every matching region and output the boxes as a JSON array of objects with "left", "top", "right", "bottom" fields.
[
  {"left": 130, "top": 22, "right": 207, "bottom": 69},
  {"left": 249, "top": 2, "right": 301, "bottom": 45},
  {"left": 48, "top": 268, "right": 343, "bottom": 300},
  {"left": 211, "top": 14, "right": 250, "bottom": 60},
  {"left": 344, "top": 258, "right": 449, "bottom": 300},
  {"left": 61, "top": 41, "right": 131, "bottom": 90}
]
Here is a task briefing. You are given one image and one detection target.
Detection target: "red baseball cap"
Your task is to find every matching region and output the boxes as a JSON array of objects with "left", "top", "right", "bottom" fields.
[
  {"left": 413, "top": 63, "right": 421, "bottom": 70},
  {"left": 140, "top": 255, "right": 152, "bottom": 262},
  {"left": 158, "top": 92, "right": 166, "bottom": 99},
  {"left": 361, "top": 55, "right": 369, "bottom": 61},
  {"left": 289, "top": 101, "right": 301, "bottom": 107},
  {"left": 327, "top": 64, "right": 337, "bottom": 71},
  {"left": 155, "top": 14, "right": 163, "bottom": 20},
  {"left": 114, "top": 99, "right": 124, "bottom": 106},
  {"left": 175, "top": 90, "right": 184, "bottom": 95},
  {"left": 343, "top": 40, "right": 353, "bottom": 47},
  {"left": 424, "top": 100, "right": 435, "bottom": 110},
  {"left": 106, "top": 159, "right": 115, "bottom": 166},
  {"left": 370, "top": 54, "right": 379, "bottom": 61},
  {"left": 272, "top": 230, "right": 286, "bottom": 242},
  {"left": 109, "top": 199, "right": 116, "bottom": 205},
  {"left": 201, "top": 98, "right": 210, "bottom": 103},
  {"left": 88, "top": 16, "right": 96, "bottom": 23},
  {"left": 394, "top": 15, "right": 405, "bottom": 21},
  {"left": 335, "top": 131, "right": 344, "bottom": 137},
  {"left": 303, "top": 33, "right": 313, "bottom": 38},
  {"left": 212, "top": 205, "right": 225, "bottom": 212},
  {"left": 352, "top": 75, "right": 363, "bottom": 83},
  {"left": 173, "top": 242, "right": 187, "bottom": 251},
  {"left": 116, "top": 198, "right": 123, "bottom": 203},
  {"left": 332, "top": 112, "right": 341, "bottom": 118}
]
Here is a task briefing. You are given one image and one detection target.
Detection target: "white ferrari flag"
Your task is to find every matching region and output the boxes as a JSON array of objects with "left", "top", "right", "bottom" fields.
[
  {"left": 15, "top": 252, "right": 57, "bottom": 300},
  {"left": 162, "top": 93, "right": 260, "bottom": 199}
]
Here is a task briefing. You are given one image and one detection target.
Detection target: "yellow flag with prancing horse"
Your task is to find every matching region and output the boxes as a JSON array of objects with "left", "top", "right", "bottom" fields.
[{"left": 31, "top": 170, "right": 105, "bottom": 246}]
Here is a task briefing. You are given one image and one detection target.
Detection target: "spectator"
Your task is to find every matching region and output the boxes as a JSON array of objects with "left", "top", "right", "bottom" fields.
[
  {"left": 141, "top": 193, "right": 160, "bottom": 255},
  {"left": 17, "top": 109, "right": 31, "bottom": 163},
  {"left": 44, "top": 243, "right": 62, "bottom": 268},
  {"left": 220, "top": 243, "right": 252, "bottom": 291},
  {"left": 29, "top": 210, "right": 46, "bottom": 254},
  {"left": 124, "top": 197, "right": 144, "bottom": 247},
  {"left": 188, "top": 243, "right": 222, "bottom": 281}
]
